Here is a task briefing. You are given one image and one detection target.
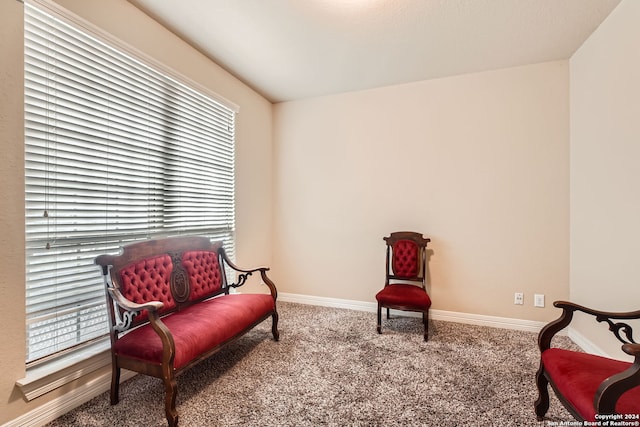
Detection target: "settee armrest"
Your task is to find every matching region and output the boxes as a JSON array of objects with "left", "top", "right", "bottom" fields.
[
  {"left": 538, "top": 301, "right": 640, "bottom": 352},
  {"left": 107, "top": 286, "right": 164, "bottom": 332},
  {"left": 622, "top": 343, "right": 640, "bottom": 357},
  {"left": 219, "top": 248, "right": 278, "bottom": 300},
  {"left": 595, "top": 343, "right": 640, "bottom": 414},
  {"left": 108, "top": 286, "right": 164, "bottom": 313}
]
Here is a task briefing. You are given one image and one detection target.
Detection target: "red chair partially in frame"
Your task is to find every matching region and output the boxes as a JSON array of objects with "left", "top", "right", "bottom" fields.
[{"left": 535, "top": 301, "right": 640, "bottom": 422}]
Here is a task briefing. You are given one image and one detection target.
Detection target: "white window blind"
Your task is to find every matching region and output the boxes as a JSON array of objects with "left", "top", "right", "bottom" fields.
[{"left": 24, "top": 0, "right": 237, "bottom": 364}]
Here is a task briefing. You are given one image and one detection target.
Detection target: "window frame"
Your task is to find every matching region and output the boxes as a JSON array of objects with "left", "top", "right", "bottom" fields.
[{"left": 22, "top": 0, "right": 239, "bottom": 376}]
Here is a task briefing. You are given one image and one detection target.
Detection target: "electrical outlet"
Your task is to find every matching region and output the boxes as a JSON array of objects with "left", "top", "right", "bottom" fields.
[
  {"left": 514, "top": 292, "right": 524, "bottom": 305},
  {"left": 534, "top": 294, "right": 545, "bottom": 308}
]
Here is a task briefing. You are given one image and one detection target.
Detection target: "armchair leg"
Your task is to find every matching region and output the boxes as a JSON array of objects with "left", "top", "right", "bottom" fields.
[
  {"left": 386, "top": 307, "right": 390, "bottom": 319},
  {"left": 534, "top": 362, "right": 550, "bottom": 421},
  {"left": 377, "top": 303, "right": 382, "bottom": 334},
  {"left": 423, "top": 312, "right": 429, "bottom": 342},
  {"left": 271, "top": 311, "right": 280, "bottom": 341}
]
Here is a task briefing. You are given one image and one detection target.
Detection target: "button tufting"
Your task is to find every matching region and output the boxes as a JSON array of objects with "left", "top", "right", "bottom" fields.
[{"left": 119, "top": 254, "right": 176, "bottom": 317}]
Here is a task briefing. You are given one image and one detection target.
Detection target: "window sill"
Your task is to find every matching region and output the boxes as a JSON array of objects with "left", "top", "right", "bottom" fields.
[{"left": 16, "top": 340, "right": 112, "bottom": 401}]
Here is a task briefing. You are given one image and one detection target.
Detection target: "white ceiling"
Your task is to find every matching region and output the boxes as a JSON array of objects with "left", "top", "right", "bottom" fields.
[{"left": 128, "top": 0, "right": 621, "bottom": 103}]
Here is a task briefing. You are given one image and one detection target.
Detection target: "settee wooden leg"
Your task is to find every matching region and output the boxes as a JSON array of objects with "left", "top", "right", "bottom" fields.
[
  {"left": 534, "top": 362, "right": 550, "bottom": 421},
  {"left": 272, "top": 311, "right": 280, "bottom": 341},
  {"left": 164, "top": 376, "right": 178, "bottom": 427},
  {"left": 377, "top": 304, "right": 382, "bottom": 334},
  {"left": 110, "top": 362, "right": 120, "bottom": 405}
]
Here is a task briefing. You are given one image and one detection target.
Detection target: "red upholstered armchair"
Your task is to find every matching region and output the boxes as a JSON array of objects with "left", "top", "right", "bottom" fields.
[
  {"left": 535, "top": 301, "right": 640, "bottom": 422},
  {"left": 376, "top": 231, "right": 431, "bottom": 341}
]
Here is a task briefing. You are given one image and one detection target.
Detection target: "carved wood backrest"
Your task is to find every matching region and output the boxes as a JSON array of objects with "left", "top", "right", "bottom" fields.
[
  {"left": 96, "top": 236, "right": 228, "bottom": 331},
  {"left": 384, "top": 231, "right": 431, "bottom": 284}
]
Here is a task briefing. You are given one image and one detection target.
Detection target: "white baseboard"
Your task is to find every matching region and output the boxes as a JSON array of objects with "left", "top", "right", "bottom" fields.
[
  {"left": 279, "top": 292, "right": 548, "bottom": 333},
  {"left": 2, "top": 370, "right": 136, "bottom": 427},
  {"left": 568, "top": 328, "right": 605, "bottom": 357},
  {"left": 279, "top": 292, "right": 379, "bottom": 313},
  {"left": 430, "top": 308, "right": 547, "bottom": 333},
  {"left": 567, "top": 328, "right": 628, "bottom": 360}
]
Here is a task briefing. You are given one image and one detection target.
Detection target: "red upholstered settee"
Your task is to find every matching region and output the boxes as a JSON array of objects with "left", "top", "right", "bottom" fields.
[
  {"left": 535, "top": 301, "right": 640, "bottom": 422},
  {"left": 95, "top": 236, "right": 279, "bottom": 427}
]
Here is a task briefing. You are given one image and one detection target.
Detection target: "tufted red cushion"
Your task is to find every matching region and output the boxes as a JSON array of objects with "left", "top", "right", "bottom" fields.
[
  {"left": 542, "top": 348, "right": 640, "bottom": 420},
  {"left": 120, "top": 255, "right": 175, "bottom": 318},
  {"left": 182, "top": 250, "right": 223, "bottom": 301},
  {"left": 113, "top": 293, "right": 275, "bottom": 369},
  {"left": 376, "top": 284, "right": 431, "bottom": 309},
  {"left": 392, "top": 240, "right": 420, "bottom": 278}
]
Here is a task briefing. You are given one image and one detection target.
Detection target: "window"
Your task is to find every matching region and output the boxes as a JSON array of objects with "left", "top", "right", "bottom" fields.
[{"left": 24, "top": 0, "right": 238, "bottom": 365}]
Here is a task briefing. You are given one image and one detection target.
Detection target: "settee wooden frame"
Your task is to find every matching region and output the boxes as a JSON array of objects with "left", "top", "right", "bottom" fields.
[{"left": 95, "top": 235, "right": 279, "bottom": 427}]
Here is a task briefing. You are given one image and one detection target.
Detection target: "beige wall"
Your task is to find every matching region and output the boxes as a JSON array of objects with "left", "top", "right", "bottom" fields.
[
  {"left": 0, "top": 0, "right": 272, "bottom": 423},
  {"left": 0, "top": 0, "right": 28, "bottom": 424},
  {"left": 272, "top": 61, "right": 570, "bottom": 322},
  {"left": 569, "top": 0, "right": 640, "bottom": 358}
]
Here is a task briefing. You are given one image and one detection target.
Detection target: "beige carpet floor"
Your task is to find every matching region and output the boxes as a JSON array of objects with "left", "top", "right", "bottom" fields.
[{"left": 46, "top": 301, "right": 579, "bottom": 426}]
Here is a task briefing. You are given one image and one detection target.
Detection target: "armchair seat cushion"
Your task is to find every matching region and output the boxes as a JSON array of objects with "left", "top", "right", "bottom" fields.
[
  {"left": 114, "top": 293, "right": 275, "bottom": 370},
  {"left": 375, "top": 284, "right": 431, "bottom": 310},
  {"left": 542, "top": 348, "right": 640, "bottom": 420}
]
